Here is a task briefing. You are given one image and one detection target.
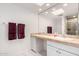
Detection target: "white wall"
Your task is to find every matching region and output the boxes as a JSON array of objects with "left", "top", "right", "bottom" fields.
[
  {"left": 0, "top": 4, "right": 53, "bottom": 56},
  {"left": 0, "top": 4, "right": 39, "bottom": 56},
  {"left": 39, "top": 16, "right": 64, "bottom": 34},
  {"left": 51, "top": 17, "right": 62, "bottom": 34},
  {"left": 39, "top": 16, "right": 53, "bottom": 33}
]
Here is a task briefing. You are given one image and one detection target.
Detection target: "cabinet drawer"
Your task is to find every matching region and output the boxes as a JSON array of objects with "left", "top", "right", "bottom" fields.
[
  {"left": 47, "top": 41, "right": 79, "bottom": 56},
  {"left": 58, "top": 49, "right": 74, "bottom": 56},
  {"left": 47, "top": 45, "right": 61, "bottom": 56},
  {"left": 47, "top": 44, "right": 74, "bottom": 56}
]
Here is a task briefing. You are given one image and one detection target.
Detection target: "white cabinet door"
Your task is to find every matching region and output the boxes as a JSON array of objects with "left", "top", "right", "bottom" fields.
[
  {"left": 47, "top": 41, "right": 79, "bottom": 56},
  {"left": 47, "top": 44, "right": 75, "bottom": 56},
  {"left": 58, "top": 50, "right": 74, "bottom": 56},
  {"left": 47, "top": 45, "right": 61, "bottom": 56},
  {"left": 47, "top": 41, "right": 76, "bottom": 56},
  {"left": 31, "top": 37, "right": 37, "bottom": 52},
  {"left": 31, "top": 37, "right": 45, "bottom": 54}
]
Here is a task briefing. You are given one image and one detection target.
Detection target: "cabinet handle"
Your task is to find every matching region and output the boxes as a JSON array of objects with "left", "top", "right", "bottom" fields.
[{"left": 56, "top": 50, "right": 61, "bottom": 54}]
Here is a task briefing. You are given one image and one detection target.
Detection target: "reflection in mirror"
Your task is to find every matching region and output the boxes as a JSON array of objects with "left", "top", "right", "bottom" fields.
[
  {"left": 66, "top": 15, "right": 78, "bottom": 35},
  {"left": 38, "top": 3, "right": 79, "bottom": 36}
]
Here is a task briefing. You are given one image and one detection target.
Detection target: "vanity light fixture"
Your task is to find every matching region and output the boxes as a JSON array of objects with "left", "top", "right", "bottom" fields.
[
  {"left": 63, "top": 3, "right": 68, "bottom": 6},
  {"left": 44, "top": 12, "right": 48, "bottom": 15},
  {"left": 39, "top": 8, "right": 42, "bottom": 11},
  {"left": 52, "top": 8, "right": 64, "bottom": 15},
  {"left": 46, "top": 3, "right": 50, "bottom": 6},
  {"left": 73, "top": 16, "right": 76, "bottom": 18},
  {"left": 52, "top": 8, "right": 56, "bottom": 11}
]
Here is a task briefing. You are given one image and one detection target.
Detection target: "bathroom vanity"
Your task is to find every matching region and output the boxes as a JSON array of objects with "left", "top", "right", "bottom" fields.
[{"left": 31, "top": 33, "right": 79, "bottom": 56}]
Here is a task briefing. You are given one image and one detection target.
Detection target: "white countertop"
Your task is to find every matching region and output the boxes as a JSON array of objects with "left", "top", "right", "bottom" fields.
[{"left": 31, "top": 33, "right": 79, "bottom": 48}]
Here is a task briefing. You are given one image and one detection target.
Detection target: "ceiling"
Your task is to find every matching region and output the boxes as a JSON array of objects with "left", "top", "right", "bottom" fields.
[
  {"left": 14, "top": 3, "right": 78, "bottom": 19},
  {"left": 41, "top": 3, "right": 78, "bottom": 19},
  {"left": 14, "top": 3, "right": 57, "bottom": 13}
]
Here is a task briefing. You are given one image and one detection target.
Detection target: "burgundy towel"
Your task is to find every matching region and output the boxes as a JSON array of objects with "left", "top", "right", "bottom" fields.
[
  {"left": 8, "top": 22, "right": 16, "bottom": 40},
  {"left": 47, "top": 26, "right": 52, "bottom": 33},
  {"left": 18, "top": 24, "right": 25, "bottom": 39}
]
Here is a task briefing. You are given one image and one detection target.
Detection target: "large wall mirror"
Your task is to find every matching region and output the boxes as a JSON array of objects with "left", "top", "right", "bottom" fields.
[{"left": 38, "top": 3, "right": 79, "bottom": 36}]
